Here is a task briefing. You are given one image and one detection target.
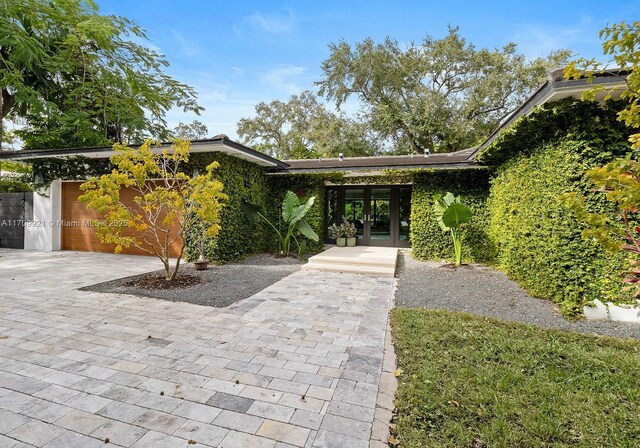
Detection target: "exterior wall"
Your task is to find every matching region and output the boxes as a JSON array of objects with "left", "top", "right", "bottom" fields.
[{"left": 25, "top": 180, "right": 62, "bottom": 251}]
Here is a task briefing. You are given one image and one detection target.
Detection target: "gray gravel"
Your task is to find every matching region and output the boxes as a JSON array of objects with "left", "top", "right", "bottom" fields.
[
  {"left": 396, "top": 252, "right": 640, "bottom": 340},
  {"left": 83, "top": 253, "right": 301, "bottom": 308}
]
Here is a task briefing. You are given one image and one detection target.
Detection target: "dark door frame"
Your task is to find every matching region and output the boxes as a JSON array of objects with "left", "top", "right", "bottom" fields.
[{"left": 325, "top": 185, "right": 412, "bottom": 248}]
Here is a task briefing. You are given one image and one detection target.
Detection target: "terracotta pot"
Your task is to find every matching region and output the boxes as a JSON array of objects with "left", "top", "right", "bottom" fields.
[
  {"left": 346, "top": 237, "right": 356, "bottom": 247},
  {"left": 336, "top": 237, "right": 346, "bottom": 247},
  {"left": 193, "top": 260, "right": 208, "bottom": 271}
]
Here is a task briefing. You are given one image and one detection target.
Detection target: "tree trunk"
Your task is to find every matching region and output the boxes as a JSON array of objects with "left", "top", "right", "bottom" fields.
[{"left": 167, "top": 242, "right": 186, "bottom": 281}]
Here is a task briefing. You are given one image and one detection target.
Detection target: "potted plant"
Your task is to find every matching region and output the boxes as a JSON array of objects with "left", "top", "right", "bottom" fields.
[
  {"left": 328, "top": 223, "right": 346, "bottom": 247},
  {"left": 341, "top": 219, "right": 357, "bottom": 247},
  {"left": 192, "top": 224, "right": 210, "bottom": 270}
]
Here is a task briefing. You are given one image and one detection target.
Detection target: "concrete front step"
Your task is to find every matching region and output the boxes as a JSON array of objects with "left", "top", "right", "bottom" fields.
[
  {"left": 302, "top": 262, "right": 396, "bottom": 277},
  {"left": 303, "top": 246, "right": 398, "bottom": 277},
  {"left": 305, "top": 255, "right": 394, "bottom": 268}
]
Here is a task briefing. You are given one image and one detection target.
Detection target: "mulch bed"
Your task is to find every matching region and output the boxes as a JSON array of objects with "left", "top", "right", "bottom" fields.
[
  {"left": 123, "top": 274, "right": 204, "bottom": 290},
  {"left": 82, "top": 253, "right": 302, "bottom": 308}
]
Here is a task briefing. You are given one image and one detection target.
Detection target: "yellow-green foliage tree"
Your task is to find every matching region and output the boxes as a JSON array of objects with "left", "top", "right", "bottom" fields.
[
  {"left": 79, "top": 139, "right": 227, "bottom": 280},
  {"left": 564, "top": 21, "right": 640, "bottom": 296}
]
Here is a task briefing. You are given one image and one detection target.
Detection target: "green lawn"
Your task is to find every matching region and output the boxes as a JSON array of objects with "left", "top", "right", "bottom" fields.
[{"left": 390, "top": 308, "right": 640, "bottom": 448}]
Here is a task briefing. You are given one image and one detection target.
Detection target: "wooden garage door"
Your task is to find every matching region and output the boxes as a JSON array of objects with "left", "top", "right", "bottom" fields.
[{"left": 61, "top": 182, "right": 182, "bottom": 257}]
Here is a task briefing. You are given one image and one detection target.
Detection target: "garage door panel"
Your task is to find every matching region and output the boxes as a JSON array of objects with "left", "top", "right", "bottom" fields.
[{"left": 61, "top": 182, "right": 182, "bottom": 257}]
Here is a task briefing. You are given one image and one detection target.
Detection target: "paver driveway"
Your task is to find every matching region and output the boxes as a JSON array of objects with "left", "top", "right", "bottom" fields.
[{"left": 0, "top": 250, "right": 395, "bottom": 448}]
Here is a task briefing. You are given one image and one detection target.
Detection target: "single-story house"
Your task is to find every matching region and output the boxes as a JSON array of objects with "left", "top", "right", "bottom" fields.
[{"left": 0, "top": 68, "right": 625, "bottom": 254}]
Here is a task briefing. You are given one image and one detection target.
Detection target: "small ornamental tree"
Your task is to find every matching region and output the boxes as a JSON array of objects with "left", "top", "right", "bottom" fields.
[
  {"left": 563, "top": 21, "right": 640, "bottom": 297},
  {"left": 79, "top": 139, "right": 227, "bottom": 280}
]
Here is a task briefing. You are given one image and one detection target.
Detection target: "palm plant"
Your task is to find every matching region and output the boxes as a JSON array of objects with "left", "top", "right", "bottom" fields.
[
  {"left": 433, "top": 192, "right": 472, "bottom": 266},
  {"left": 243, "top": 191, "right": 319, "bottom": 256}
]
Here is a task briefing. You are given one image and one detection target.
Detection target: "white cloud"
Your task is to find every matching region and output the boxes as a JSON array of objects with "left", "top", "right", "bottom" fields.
[
  {"left": 511, "top": 16, "right": 602, "bottom": 60},
  {"left": 232, "top": 67, "right": 246, "bottom": 76},
  {"left": 165, "top": 97, "right": 258, "bottom": 140},
  {"left": 161, "top": 68, "right": 263, "bottom": 139},
  {"left": 262, "top": 65, "right": 306, "bottom": 94},
  {"left": 170, "top": 30, "right": 202, "bottom": 57},
  {"left": 245, "top": 10, "right": 296, "bottom": 34}
]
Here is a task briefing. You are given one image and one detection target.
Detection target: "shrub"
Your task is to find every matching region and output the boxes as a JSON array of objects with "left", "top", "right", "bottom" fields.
[
  {"left": 484, "top": 99, "right": 634, "bottom": 316},
  {"left": 183, "top": 152, "right": 272, "bottom": 263},
  {"left": 0, "top": 177, "right": 32, "bottom": 192}
]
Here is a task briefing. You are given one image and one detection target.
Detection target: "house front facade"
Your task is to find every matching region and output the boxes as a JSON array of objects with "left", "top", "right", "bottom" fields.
[{"left": 0, "top": 69, "right": 627, "bottom": 258}]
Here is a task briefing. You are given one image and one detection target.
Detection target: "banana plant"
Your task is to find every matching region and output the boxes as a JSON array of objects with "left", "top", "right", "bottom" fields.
[
  {"left": 433, "top": 192, "right": 473, "bottom": 266},
  {"left": 242, "top": 191, "right": 319, "bottom": 256}
]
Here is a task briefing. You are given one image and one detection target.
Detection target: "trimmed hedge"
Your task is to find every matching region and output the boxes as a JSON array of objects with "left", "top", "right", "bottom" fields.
[
  {"left": 484, "top": 99, "right": 635, "bottom": 317},
  {"left": 410, "top": 169, "right": 495, "bottom": 263}
]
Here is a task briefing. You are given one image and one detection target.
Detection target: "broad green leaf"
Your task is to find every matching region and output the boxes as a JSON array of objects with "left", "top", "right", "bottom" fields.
[
  {"left": 289, "top": 196, "right": 315, "bottom": 226},
  {"left": 442, "top": 202, "right": 472, "bottom": 228},
  {"left": 297, "top": 220, "right": 319, "bottom": 241},
  {"left": 241, "top": 200, "right": 263, "bottom": 222},
  {"left": 282, "top": 191, "right": 300, "bottom": 222}
]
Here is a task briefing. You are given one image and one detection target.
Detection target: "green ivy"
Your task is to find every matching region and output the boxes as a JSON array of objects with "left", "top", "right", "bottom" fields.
[
  {"left": 267, "top": 175, "right": 326, "bottom": 255},
  {"left": 485, "top": 99, "right": 635, "bottom": 317},
  {"left": 30, "top": 153, "right": 275, "bottom": 264},
  {"left": 477, "top": 99, "right": 631, "bottom": 166},
  {"left": 183, "top": 152, "right": 272, "bottom": 263},
  {"left": 30, "top": 156, "right": 113, "bottom": 191},
  {"left": 410, "top": 169, "right": 496, "bottom": 263}
]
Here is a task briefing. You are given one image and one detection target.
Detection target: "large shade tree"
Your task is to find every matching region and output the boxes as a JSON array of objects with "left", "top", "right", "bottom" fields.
[
  {"left": 317, "top": 27, "right": 572, "bottom": 153},
  {"left": 0, "top": 0, "right": 202, "bottom": 149},
  {"left": 237, "top": 90, "right": 378, "bottom": 159}
]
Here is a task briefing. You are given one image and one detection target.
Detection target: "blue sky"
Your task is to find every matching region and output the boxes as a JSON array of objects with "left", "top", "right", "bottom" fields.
[{"left": 99, "top": 0, "right": 640, "bottom": 139}]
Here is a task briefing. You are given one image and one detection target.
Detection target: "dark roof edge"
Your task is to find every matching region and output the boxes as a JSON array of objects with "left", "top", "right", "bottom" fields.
[
  {"left": 0, "top": 136, "right": 288, "bottom": 168},
  {"left": 216, "top": 137, "right": 289, "bottom": 168},
  {"left": 268, "top": 162, "right": 482, "bottom": 175},
  {"left": 467, "top": 69, "right": 629, "bottom": 161}
]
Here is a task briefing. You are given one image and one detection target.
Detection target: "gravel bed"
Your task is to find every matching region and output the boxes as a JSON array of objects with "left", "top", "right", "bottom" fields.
[
  {"left": 395, "top": 252, "right": 640, "bottom": 340},
  {"left": 83, "top": 253, "right": 301, "bottom": 307}
]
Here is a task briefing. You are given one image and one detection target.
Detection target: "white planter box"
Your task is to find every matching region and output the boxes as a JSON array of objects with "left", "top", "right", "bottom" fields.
[{"left": 584, "top": 299, "right": 640, "bottom": 323}]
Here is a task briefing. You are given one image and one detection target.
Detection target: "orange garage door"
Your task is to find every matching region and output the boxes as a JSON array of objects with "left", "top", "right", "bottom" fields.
[{"left": 61, "top": 182, "right": 182, "bottom": 257}]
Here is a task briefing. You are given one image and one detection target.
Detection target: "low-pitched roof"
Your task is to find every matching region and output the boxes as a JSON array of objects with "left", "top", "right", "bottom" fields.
[
  {"left": 278, "top": 147, "right": 477, "bottom": 174},
  {"left": 0, "top": 135, "right": 289, "bottom": 169}
]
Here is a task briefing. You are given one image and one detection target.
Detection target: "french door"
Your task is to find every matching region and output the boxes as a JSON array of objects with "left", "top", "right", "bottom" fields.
[{"left": 325, "top": 185, "right": 412, "bottom": 247}]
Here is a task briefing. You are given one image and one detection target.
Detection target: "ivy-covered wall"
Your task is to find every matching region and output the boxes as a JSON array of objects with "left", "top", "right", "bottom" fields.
[
  {"left": 482, "top": 99, "right": 635, "bottom": 317},
  {"left": 410, "top": 169, "right": 495, "bottom": 262},
  {"left": 183, "top": 152, "right": 272, "bottom": 262},
  {"left": 30, "top": 152, "right": 275, "bottom": 263}
]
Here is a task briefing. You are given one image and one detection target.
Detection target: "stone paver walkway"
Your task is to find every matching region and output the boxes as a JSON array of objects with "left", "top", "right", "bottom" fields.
[{"left": 0, "top": 250, "right": 395, "bottom": 448}]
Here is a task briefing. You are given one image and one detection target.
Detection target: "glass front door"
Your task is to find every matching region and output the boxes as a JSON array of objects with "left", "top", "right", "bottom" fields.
[
  {"left": 369, "top": 188, "right": 391, "bottom": 243},
  {"left": 344, "top": 188, "right": 366, "bottom": 241},
  {"left": 325, "top": 185, "right": 411, "bottom": 247}
]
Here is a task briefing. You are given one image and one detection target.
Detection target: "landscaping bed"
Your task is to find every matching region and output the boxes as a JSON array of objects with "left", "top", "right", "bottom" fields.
[
  {"left": 82, "top": 253, "right": 301, "bottom": 307},
  {"left": 396, "top": 253, "right": 640, "bottom": 340},
  {"left": 390, "top": 308, "right": 640, "bottom": 448}
]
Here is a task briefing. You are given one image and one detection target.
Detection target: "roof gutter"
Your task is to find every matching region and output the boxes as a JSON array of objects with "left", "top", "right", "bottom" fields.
[{"left": 0, "top": 137, "right": 289, "bottom": 169}]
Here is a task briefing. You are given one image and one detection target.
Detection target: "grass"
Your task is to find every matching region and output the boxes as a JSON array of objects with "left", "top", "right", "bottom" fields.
[{"left": 390, "top": 308, "right": 640, "bottom": 448}]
